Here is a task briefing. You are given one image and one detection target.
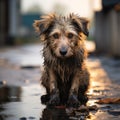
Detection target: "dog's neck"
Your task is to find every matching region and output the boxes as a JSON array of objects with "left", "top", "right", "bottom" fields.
[{"left": 43, "top": 48, "right": 84, "bottom": 68}]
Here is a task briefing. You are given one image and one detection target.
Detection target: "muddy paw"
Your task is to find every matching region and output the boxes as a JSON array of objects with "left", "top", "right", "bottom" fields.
[
  {"left": 78, "top": 94, "right": 88, "bottom": 105},
  {"left": 67, "top": 94, "right": 80, "bottom": 108},
  {"left": 41, "top": 94, "right": 50, "bottom": 104},
  {"left": 48, "top": 91, "right": 60, "bottom": 106}
]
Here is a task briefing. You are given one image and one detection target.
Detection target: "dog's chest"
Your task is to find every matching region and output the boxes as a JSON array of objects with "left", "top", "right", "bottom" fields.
[{"left": 53, "top": 63, "right": 75, "bottom": 82}]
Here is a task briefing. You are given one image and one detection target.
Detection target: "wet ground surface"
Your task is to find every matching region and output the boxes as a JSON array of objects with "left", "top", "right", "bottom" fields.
[{"left": 0, "top": 43, "right": 120, "bottom": 120}]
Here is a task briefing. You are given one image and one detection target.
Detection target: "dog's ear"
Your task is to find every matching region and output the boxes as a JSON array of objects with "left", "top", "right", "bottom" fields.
[
  {"left": 70, "top": 14, "right": 89, "bottom": 36},
  {"left": 79, "top": 18, "right": 89, "bottom": 36},
  {"left": 33, "top": 14, "right": 56, "bottom": 41}
]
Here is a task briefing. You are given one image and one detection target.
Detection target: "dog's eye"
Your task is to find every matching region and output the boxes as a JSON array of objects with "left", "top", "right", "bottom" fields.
[
  {"left": 68, "top": 33, "right": 74, "bottom": 39},
  {"left": 53, "top": 33, "right": 59, "bottom": 39}
]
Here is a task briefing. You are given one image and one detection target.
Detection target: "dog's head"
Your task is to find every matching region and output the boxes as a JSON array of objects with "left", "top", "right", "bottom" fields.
[{"left": 33, "top": 13, "right": 89, "bottom": 58}]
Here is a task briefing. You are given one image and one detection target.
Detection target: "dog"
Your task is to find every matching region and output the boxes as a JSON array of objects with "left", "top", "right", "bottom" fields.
[{"left": 33, "top": 13, "right": 90, "bottom": 107}]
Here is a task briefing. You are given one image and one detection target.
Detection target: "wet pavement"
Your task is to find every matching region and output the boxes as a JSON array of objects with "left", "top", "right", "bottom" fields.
[
  {"left": 0, "top": 43, "right": 120, "bottom": 120},
  {"left": 0, "top": 85, "right": 46, "bottom": 120}
]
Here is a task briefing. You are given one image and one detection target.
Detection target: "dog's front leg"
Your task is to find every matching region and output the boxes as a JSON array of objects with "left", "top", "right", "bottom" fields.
[
  {"left": 67, "top": 72, "right": 80, "bottom": 107},
  {"left": 68, "top": 69, "right": 89, "bottom": 107},
  {"left": 48, "top": 69, "right": 60, "bottom": 106}
]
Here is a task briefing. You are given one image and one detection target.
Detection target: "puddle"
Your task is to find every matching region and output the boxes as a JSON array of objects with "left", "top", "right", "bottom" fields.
[
  {"left": 0, "top": 84, "right": 120, "bottom": 120},
  {"left": 0, "top": 85, "right": 46, "bottom": 120}
]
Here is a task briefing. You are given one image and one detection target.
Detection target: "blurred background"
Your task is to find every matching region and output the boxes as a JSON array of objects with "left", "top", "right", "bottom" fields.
[{"left": 0, "top": 0, "right": 120, "bottom": 56}]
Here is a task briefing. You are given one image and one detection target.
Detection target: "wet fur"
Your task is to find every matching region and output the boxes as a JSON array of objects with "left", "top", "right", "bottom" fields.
[{"left": 33, "top": 13, "right": 90, "bottom": 107}]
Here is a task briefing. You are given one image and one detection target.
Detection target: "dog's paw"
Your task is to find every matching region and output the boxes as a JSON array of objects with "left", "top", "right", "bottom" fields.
[
  {"left": 41, "top": 94, "right": 50, "bottom": 104},
  {"left": 78, "top": 94, "right": 88, "bottom": 105},
  {"left": 47, "top": 92, "right": 60, "bottom": 106},
  {"left": 67, "top": 94, "right": 80, "bottom": 108}
]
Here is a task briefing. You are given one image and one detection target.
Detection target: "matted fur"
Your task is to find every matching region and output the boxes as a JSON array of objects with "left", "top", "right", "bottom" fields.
[{"left": 33, "top": 13, "right": 90, "bottom": 107}]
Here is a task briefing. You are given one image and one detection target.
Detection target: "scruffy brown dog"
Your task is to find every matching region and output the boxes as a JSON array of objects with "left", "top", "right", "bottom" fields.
[{"left": 33, "top": 13, "right": 90, "bottom": 107}]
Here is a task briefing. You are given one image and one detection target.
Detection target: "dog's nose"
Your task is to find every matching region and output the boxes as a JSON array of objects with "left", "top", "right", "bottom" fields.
[{"left": 60, "top": 46, "right": 67, "bottom": 56}]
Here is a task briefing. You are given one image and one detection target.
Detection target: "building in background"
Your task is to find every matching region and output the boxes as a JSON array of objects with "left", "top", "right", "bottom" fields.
[
  {"left": 0, "top": 0, "right": 20, "bottom": 45},
  {"left": 94, "top": 0, "right": 120, "bottom": 57},
  {"left": 0, "top": 0, "right": 41, "bottom": 46},
  {"left": 0, "top": 0, "right": 9, "bottom": 45},
  {"left": 1, "top": 0, "right": 101, "bottom": 46}
]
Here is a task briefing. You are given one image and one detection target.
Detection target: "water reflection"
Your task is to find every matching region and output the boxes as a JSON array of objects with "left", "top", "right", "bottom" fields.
[
  {"left": 0, "top": 86, "right": 21, "bottom": 103},
  {"left": 0, "top": 85, "right": 92, "bottom": 120},
  {"left": 0, "top": 86, "right": 21, "bottom": 120},
  {"left": 40, "top": 107, "right": 69, "bottom": 120},
  {"left": 0, "top": 85, "right": 46, "bottom": 120},
  {"left": 0, "top": 84, "right": 120, "bottom": 120}
]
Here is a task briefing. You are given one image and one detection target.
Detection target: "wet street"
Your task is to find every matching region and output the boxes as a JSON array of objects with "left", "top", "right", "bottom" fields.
[{"left": 0, "top": 43, "right": 120, "bottom": 120}]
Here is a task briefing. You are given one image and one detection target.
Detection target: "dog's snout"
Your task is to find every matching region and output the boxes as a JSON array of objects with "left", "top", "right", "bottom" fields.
[{"left": 60, "top": 46, "right": 68, "bottom": 56}]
